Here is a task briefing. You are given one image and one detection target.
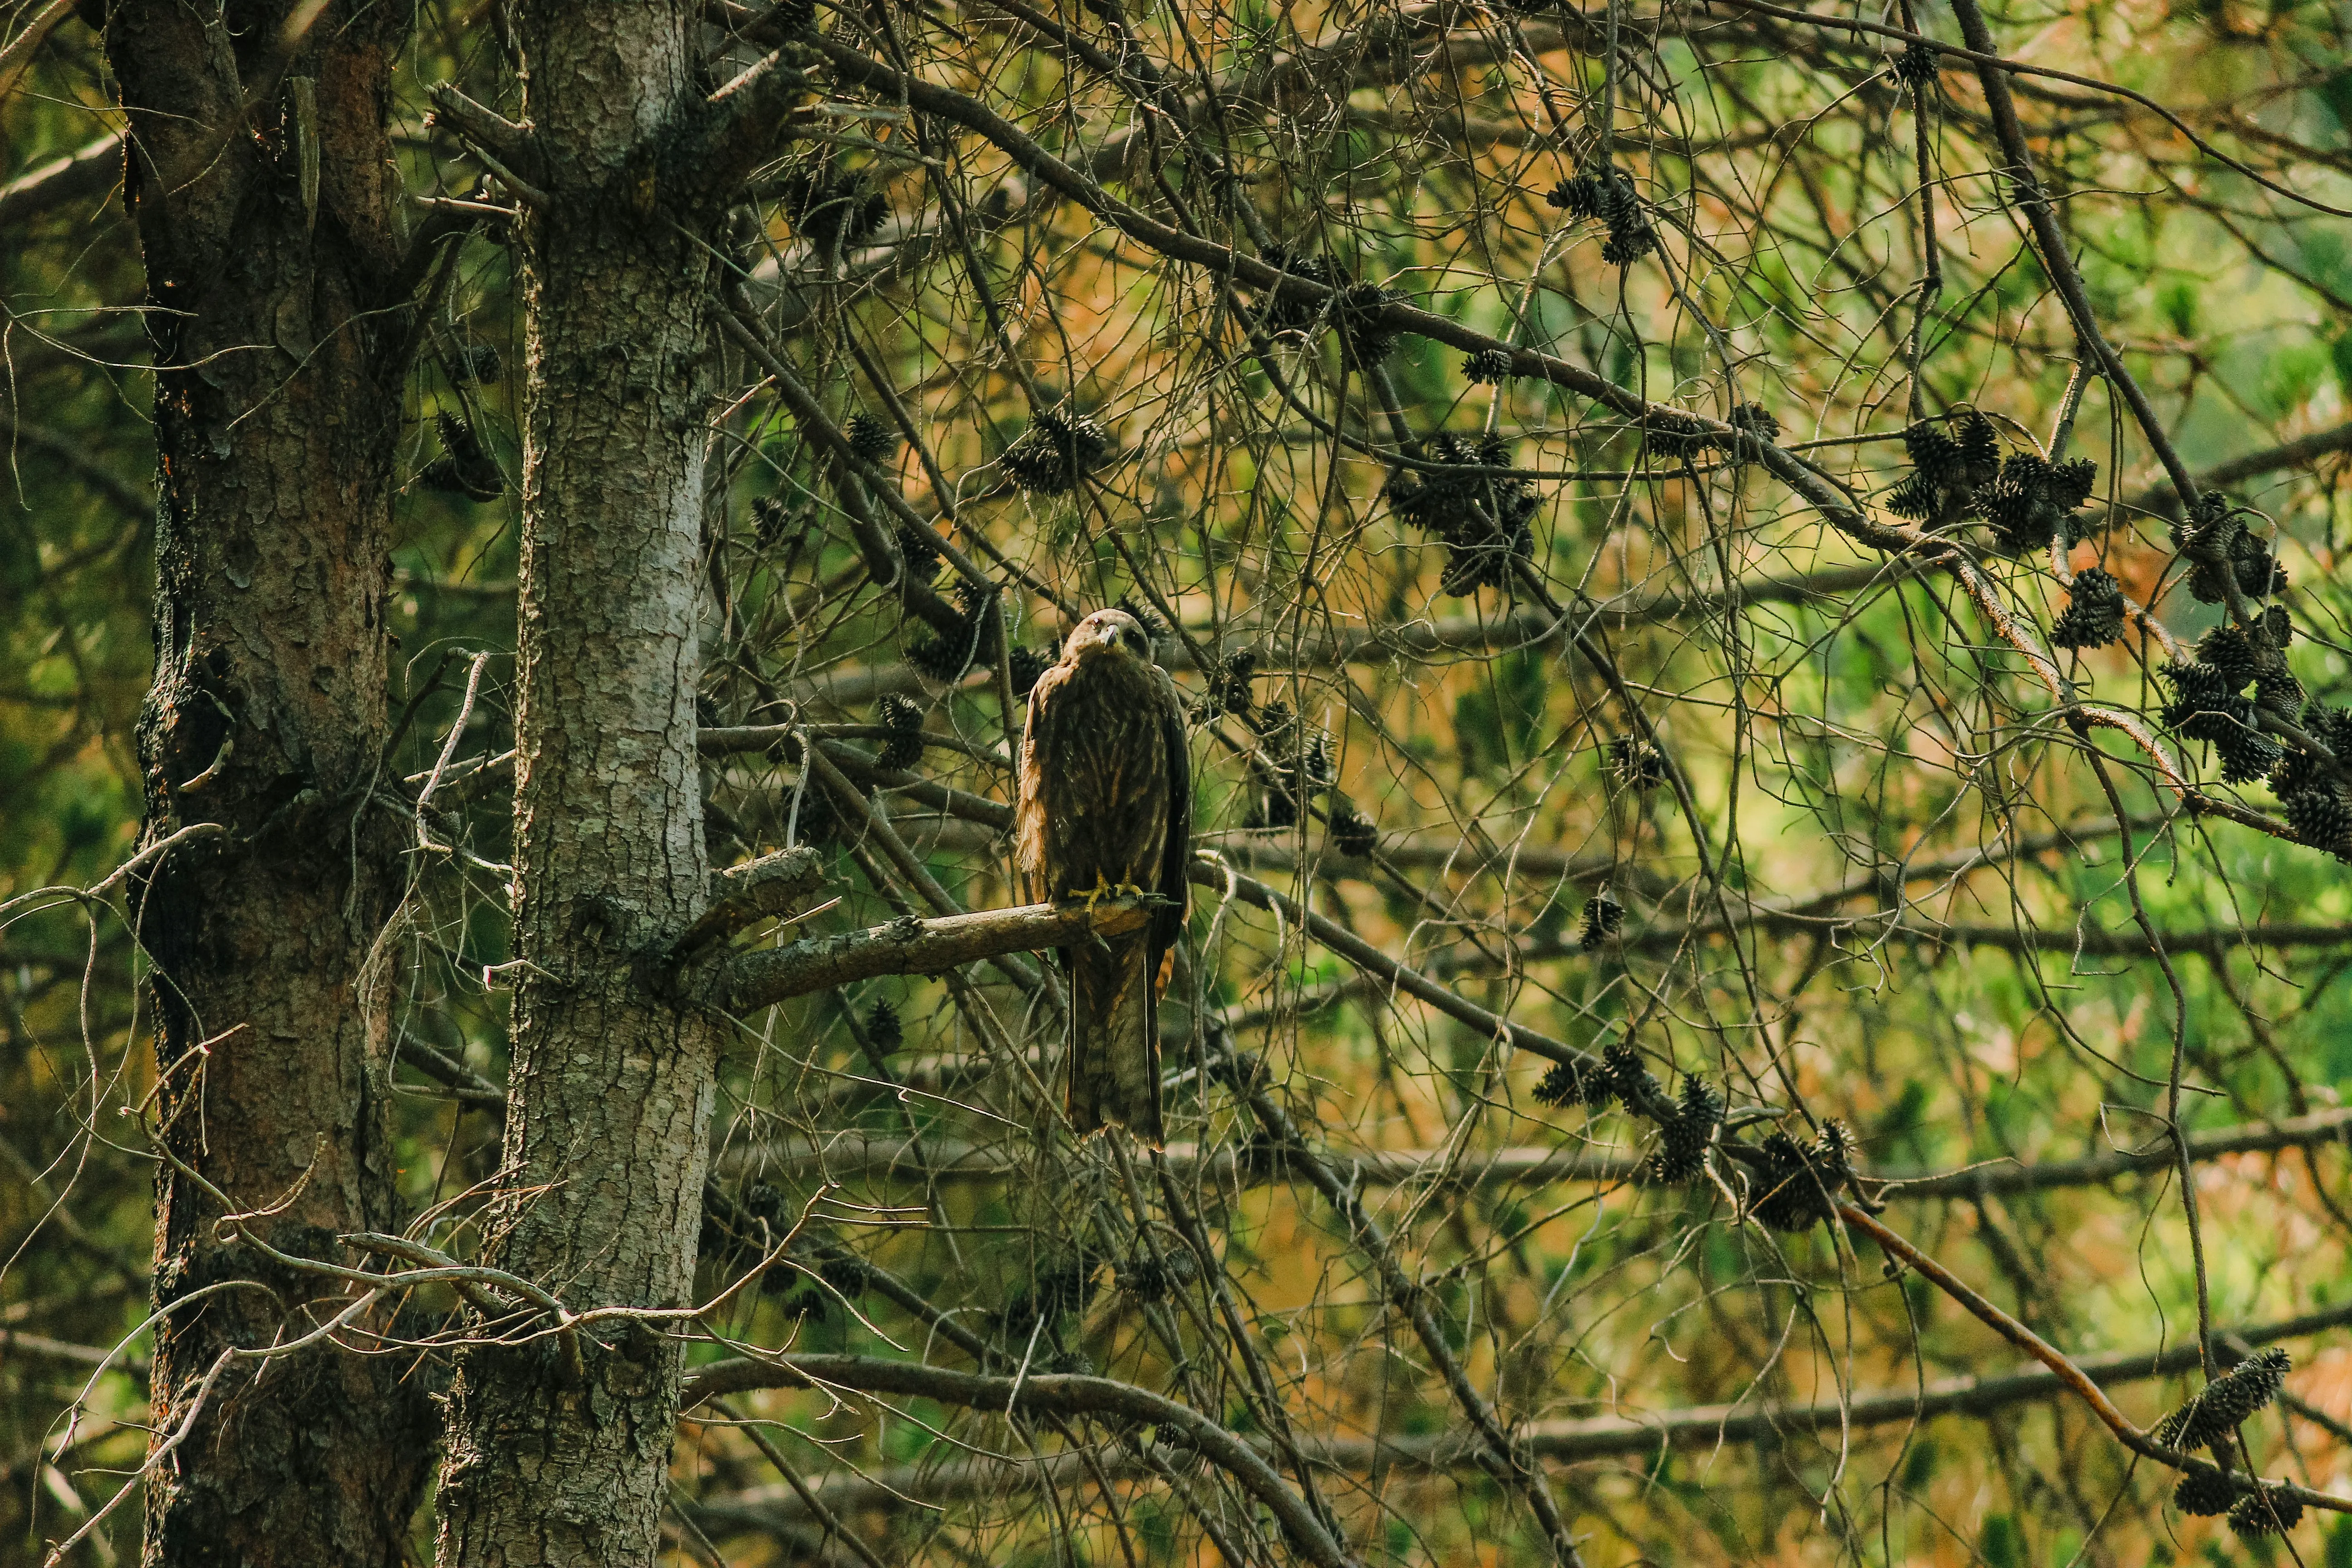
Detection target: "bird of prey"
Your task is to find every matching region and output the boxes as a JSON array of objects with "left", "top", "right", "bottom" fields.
[{"left": 1014, "top": 608, "right": 1192, "bottom": 1144}]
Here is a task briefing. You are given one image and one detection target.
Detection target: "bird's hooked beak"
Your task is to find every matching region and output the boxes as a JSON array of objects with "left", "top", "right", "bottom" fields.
[{"left": 1075, "top": 617, "right": 1140, "bottom": 660}]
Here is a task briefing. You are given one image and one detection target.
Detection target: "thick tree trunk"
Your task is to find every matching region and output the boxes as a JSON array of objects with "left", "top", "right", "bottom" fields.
[
  {"left": 106, "top": 4, "right": 431, "bottom": 1567},
  {"left": 433, "top": 9, "right": 724, "bottom": 1563}
]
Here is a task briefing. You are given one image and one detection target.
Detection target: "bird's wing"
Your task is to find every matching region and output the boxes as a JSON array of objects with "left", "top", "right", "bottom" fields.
[
  {"left": 1014, "top": 660, "right": 1071, "bottom": 903},
  {"left": 1151, "top": 663, "right": 1191, "bottom": 952}
]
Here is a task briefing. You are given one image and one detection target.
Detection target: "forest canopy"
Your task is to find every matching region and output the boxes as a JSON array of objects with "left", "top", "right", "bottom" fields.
[{"left": 5, "top": 0, "right": 2352, "bottom": 1563}]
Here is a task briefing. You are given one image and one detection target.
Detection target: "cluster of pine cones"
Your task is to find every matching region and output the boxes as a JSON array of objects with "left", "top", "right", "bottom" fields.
[
  {"left": 1001, "top": 410, "right": 1114, "bottom": 495},
  {"left": 1531, "top": 1044, "right": 1855, "bottom": 1226},
  {"left": 1547, "top": 162, "right": 1657, "bottom": 264},
  {"left": 874, "top": 692, "right": 925, "bottom": 769},
  {"left": 1000, "top": 1248, "right": 1098, "bottom": 1334},
  {"left": 2156, "top": 588, "right": 2349, "bottom": 852},
  {"left": 906, "top": 579, "right": 1005, "bottom": 680},
  {"left": 1244, "top": 701, "right": 1336, "bottom": 829},
  {"left": 2049, "top": 566, "right": 2126, "bottom": 649},
  {"left": 1642, "top": 402, "right": 1780, "bottom": 461},
  {"left": 1254, "top": 246, "right": 1403, "bottom": 366},
  {"left": 1647, "top": 1076, "right": 1724, "bottom": 1181},
  {"left": 1209, "top": 658, "right": 1375, "bottom": 853},
  {"left": 1887, "top": 412, "right": 2097, "bottom": 553},
  {"left": 1608, "top": 736, "right": 1669, "bottom": 790},
  {"left": 1744, "top": 1123, "right": 1855, "bottom": 1231},
  {"left": 1579, "top": 892, "right": 1624, "bottom": 950},
  {"left": 1463, "top": 347, "right": 1515, "bottom": 383},
  {"left": 1533, "top": 1038, "right": 1661, "bottom": 1112},
  {"left": 421, "top": 412, "right": 505, "bottom": 503},
  {"left": 1384, "top": 432, "right": 1540, "bottom": 596},
  {"left": 779, "top": 164, "right": 890, "bottom": 254},
  {"left": 2173, "top": 492, "right": 2287, "bottom": 604},
  {"left": 2155, "top": 1348, "right": 2303, "bottom": 1537}
]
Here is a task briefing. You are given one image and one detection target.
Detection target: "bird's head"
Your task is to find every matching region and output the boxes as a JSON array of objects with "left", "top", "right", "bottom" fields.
[{"left": 1063, "top": 608, "right": 1152, "bottom": 665}]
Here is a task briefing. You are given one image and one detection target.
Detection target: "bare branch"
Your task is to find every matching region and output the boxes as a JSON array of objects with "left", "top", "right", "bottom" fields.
[{"left": 723, "top": 897, "right": 1154, "bottom": 1010}]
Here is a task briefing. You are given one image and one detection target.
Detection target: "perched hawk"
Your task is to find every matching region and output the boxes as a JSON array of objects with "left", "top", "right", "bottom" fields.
[{"left": 1014, "top": 608, "right": 1192, "bottom": 1144}]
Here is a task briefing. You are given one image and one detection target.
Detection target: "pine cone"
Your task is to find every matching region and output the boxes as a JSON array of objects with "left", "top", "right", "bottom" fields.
[
  {"left": 1891, "top": 38, "right": 1936, "bottom": 86},
  {"left": 866, "top": 999, "right": 903, "bottom": 1052},
  {"left": 2194, "top": 625, "right": 2260, "bottom": 689},
  {"left": 2160, "top": 662, "right": 2252, "bottom": 742},
  {"left": 906, "top": 582, "right": 1003, "bottom": 681},
  {"left": 2272, "top": 747, "right": 2325, "bottom": 798},
  {"left": 1534, "top": 1059, "right": 1607, "bottom": 1107},
  {"left": 1002, "top": 1251, "right": 1097, "bottom": 1331},
  {"left": 2215, "top": 723, "right": 2283, "bottom": 784},
  {"left": 1547, "top": 173, "right": 1605, "bottom": 220},
  {"left": 1647, "top": 1076, "right": 1723, "bottom": 1182},
  {"left": 1813, "top": 1119, "right": 1858, "bottom": 1183},
  {"left": 2301, "top": 701, "right": 2352, "bottom": 755},
  {"left": 1645, "top": 411, "right": 1714, "bottom": 459},
  {"left": 1258, "top": 247, "right": 1339, "bottom": 333},
  {"left": 753, "top": 494, "right": 802, "bottom": 551},
  {"left": 2226, "top": 1486, "right": 2303, "bottom": 1538},
  {"left": 2173, "top": 493, "right": 2241, "bottom": 560},
  {"left": 1728, "top": 401, "right": 1781, "bottom": 444},
  {"left": 893, "top": 521, "right": 944, "bottom": 585},
  {"left": 1001, "top": 412, "right": 1113, "bottom": 494},
  {"left": 2154, "top": 1348, "right": 2290, "bottom": 1448},
  {"left": 2172, "top": 1466, "right": 2239, "bottom": 1516},
  {"left": 1902, "top": 420, "right": 1964, "bottom": 491},
  {"left": 1210, "top": 650, "right": 1257, "bottom": 717},
  {"left": 1117, "top": 1254, "right": 1175, "bottom": 1302},
  {"left": 2049, "top": 455, "right": 2097, "bottom": 510},
  {"left": 1975, "top": 450, "right": 2059, "bottom": 552},
  {"left": 818, "top": 1254, "right": 873, "bottom": 1297},
  {"left": 2050, "top": 567, "right": 2126, "bottom": 650},
  {"left": 1601, "top": 224, "right": 1657, "bottom": 265},
  {"left": 1602, "top": 1040, "right": 1662, "bottom": 1107},
  {"left": 845, "top": 412, "right": 899, "bottom": 462},
  {"left": 1394, "top": 431, "right": 1539, "bottom": 596},
  {"left": 2285, "top": 789, "right": 2352, "bottom": 854},
  {"left": 1333, "top": 282, "right": 1401, "bottom": 365},
  {"left": 450, "top": 342, "right": 503, "bottom": 383},
  {"left": 876, "top": 692, "right": 925, "bottom": 769},
  {"left": 1581, "top": 892, "right": 1625, "bottom": 950},
  {"left": 1608, "top": 736, "right": 1670, "bottom": 789},
  {"left": 1009, "top": 644, "right": 1053, "bottom": 698},
  {"left": 1885, "top": 473, "right": 1940, "bottom": 519},
  {"left": 1331, "top": 804, "right": 1378, "bottom": 858},
  {"left": 1954, "top": 410, "right": 2000, "bottom": 488},
  {"left": 423, "top": 412, "right": 505, "bottom": 502},
  {"left": 1463, "top": 348, "right": 1514, "bottom": 383},
  {"left": 1748, "top": 1128, "right": 1847, "bottom": 1231}
]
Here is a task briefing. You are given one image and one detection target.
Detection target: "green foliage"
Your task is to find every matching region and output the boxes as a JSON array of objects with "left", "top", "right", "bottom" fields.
[{"left": 1980, "top": 1512, "right": 2024, "bottom": 1568}]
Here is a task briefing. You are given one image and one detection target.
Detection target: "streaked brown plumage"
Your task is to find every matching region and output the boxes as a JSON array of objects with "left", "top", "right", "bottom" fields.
[{"left": 1014, "top": 608, "right": 1191, "bottom": 1144}]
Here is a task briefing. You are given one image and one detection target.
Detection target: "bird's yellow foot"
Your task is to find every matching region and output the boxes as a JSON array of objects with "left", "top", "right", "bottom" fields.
[{"left": 1070, "top": 871, "right": 1117, "bottom": 913}]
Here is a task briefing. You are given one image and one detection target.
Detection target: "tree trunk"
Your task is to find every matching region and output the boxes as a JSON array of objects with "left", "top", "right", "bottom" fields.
[
  {"left": 433, "top": 9, "right": 724, "bottom": 1563},
  {"left": 106, "top": 3, "right": 432, "bottom": 1566}
]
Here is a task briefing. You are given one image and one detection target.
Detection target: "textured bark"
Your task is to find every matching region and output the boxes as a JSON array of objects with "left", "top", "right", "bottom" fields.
[
  {"left": 432, "top": 8, "right": 727, "bottom": 1564},
  {"left": 106, "top": 3, "right": 431, "bottom": 1566}
]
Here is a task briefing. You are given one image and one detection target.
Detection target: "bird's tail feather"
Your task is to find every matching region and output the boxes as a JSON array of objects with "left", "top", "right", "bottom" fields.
[{"left": 1068, "top": 938, "right": 1161, "bottom": 1147}]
